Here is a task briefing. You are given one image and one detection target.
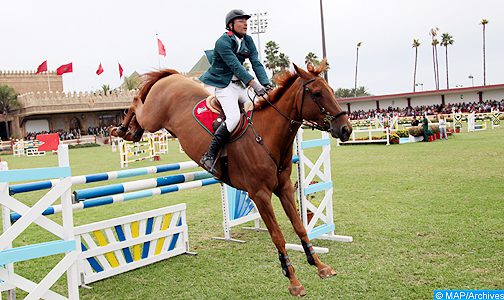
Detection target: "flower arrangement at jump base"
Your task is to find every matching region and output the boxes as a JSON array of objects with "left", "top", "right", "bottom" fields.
[{"left": 407, "top": 125, "right": 441, "bottom": 142}]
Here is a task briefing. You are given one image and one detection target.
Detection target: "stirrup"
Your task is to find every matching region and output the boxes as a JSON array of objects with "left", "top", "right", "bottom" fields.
[{"left": 200, "top": 154, "right": 217, "bottom": 174}]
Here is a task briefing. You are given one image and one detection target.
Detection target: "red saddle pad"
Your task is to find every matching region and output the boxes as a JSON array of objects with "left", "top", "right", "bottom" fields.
[
  {"left": 193, "top": 99, "right": 221, "bottom": 134},
  {"left": 192, "top": 99, "right": 252, "bottom": 138}
]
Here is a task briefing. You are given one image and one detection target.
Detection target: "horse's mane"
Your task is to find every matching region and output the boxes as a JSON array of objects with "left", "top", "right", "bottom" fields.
[
  {"left": 138, "top": 69, "right": 180, "bottom": 102},
  {"left": 268, "top": 70, "right": 299, "bottom": 103},
  {"left": 255, "top": 59, "right": 329, "bottom": 109}
]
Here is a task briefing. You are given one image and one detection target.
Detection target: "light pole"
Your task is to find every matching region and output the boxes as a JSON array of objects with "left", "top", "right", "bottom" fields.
[
  {"left": 354, "top": 42, "right": 362, "bottom": 97},
  {"left": 468, "top": 75, "right": 474, "bottom": 87},
  {"left": 249, "top": 12, "right": 268, "bottom": 62},
  {"left": 415, "top": 83, "right": 424, "bottom": 91},
  {"left": 319, "top": 0, "right": 328, "bottom": 81}
]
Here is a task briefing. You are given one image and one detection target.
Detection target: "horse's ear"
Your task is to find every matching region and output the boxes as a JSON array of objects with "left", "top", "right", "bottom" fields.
[
  {"left": 315, "top": 59, "right": 328, "bottom": 76},
  {"left": 293, "top": 63, "right": 312, "bottom": 80}
]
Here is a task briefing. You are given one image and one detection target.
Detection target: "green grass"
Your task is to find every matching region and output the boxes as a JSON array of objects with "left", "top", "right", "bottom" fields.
[{"left": 1, "top": 129, "right": 503, "bottom": 299}]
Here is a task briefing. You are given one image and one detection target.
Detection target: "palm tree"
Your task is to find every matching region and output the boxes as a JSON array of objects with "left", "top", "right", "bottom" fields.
[
  {"left": 480, "top": 19, "right": 489, "bottom": 85},
  {"left": 263, "top": 40, "right": 290, "bottom": 80},
  {"left": 441, "top": 33, "right": 454, "bottom": 89},
  {"left": 0, "top": 85, "right": 20, "bottom": 139},
  {"left": 123, "top": 72, "right": 142, "bottom": 90},
  {"left": 430, "top": 28, "right": 440, "bottom": 89},
  {"left": 277, "top": 53, "right": 291, "bottom": 70},
  {"left": 264, "top": 41, "right": 280, "bottom": 73},
  {"left": 305, "top": 52, "right": 320, "bottom": 66},
  {"left": 101, "top": 84, "right": 110, "bottom": 95},
  {"left": 412, "top": 39, "right": 421, "bottom": 92},
  {"left": 354, "top": 42, "right": 362, "bottom": 97}
]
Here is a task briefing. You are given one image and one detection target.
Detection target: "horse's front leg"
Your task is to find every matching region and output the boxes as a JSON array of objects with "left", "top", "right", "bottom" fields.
[
  {"left": 274, "top": 170, "right": 337, "bottom": 279},
  {"left": 110, "top": 97, "right": 144, "bottom": 141},
  {"left": 249, "top": 188, "right": 307, "bottom": 297}
]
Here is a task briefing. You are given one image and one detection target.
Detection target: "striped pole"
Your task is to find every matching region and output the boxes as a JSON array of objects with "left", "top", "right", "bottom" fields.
[
  {"left": 10, "top": 178, "right": 219, "bottom": 222},
  {"left": 73, "top": 170, "right": 212, "bottom": 201},
  {"left": 9, "top": 161, "right": 199, "bottom": 195}
]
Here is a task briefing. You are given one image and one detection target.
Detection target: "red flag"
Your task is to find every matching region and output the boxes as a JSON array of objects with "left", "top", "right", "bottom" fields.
[
  {"left": 35, "top": 60, "right": 47, "bottom": 74},
  {"left": 118, "top": 63, "right": 124, "bottom": 78},
  {"left": 56, "top": 63, "right": 73, "bottom": 75},
  {"left": 96, "top": 63, "right": 104, "bottom": 75},
  {"left": 157, "top": 38, "right": 166, "bottom": 57}
]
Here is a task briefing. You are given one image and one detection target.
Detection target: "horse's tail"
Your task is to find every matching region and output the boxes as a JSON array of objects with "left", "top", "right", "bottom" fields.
[{"left": 138, "top": 69, "right": 180, "bottom": 102}]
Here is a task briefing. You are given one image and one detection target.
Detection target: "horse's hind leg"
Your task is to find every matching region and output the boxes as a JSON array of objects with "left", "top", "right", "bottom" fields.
[
  {"left": 249, "top": 189, "right": 306, "bottom": 297},
  {"left": 274, "top": 171, "right": 337, "bottom": 279}
]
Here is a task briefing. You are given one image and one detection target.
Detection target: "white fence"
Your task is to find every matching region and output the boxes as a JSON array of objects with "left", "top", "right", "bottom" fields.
[
  {"left": 337, "top": 127, "right": 390, "bottom": 146},
  {"left": 75, "top": 204, "right": 189, "bottom": 285}
]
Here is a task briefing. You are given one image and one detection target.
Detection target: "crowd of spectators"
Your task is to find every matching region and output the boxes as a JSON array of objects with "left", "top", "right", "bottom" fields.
[
  {"left": 87, "top": 126, "right": 110, "bottom": 137},
  {"left": 348, "top": 99, "right": 504, "bottom": 120},
  {"left": 24, "top": 126, "right": 110, "bottom": 140},
  {"left": 18, "top": 99, "right": 503, "bottom": 140}
]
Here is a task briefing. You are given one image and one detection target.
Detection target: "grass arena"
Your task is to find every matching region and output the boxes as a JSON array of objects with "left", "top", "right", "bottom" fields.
[{"left": 1, "top": 126, "right": 503, "bottom": 299}]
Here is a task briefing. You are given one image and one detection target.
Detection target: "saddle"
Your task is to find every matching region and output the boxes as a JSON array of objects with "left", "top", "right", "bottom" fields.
[{"left": 193, "top": 95, "right": 253, "bottom": 142}]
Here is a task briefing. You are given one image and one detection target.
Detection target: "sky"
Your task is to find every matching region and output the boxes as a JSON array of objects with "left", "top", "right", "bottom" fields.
[{"left": 1, "top": 0, "right": 503, "bottom": 96}]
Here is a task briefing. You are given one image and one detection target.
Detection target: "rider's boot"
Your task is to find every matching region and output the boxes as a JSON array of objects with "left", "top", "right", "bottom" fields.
[{"left": 200, "top": 122, "right": 231, "bottom": 174}]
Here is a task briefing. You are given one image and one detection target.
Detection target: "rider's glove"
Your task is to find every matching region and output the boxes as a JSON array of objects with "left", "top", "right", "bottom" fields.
[{"left": 251, "top": 81, "right": 267, "bottom": 96}]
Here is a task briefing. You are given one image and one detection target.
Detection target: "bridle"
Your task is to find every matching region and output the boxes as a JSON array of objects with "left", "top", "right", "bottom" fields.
[
  {"left": 247, "top": 76, "right": 348, "bottom": 175},
  {"left": 260, "top": 77, "right": 347, "bottom": 132}
]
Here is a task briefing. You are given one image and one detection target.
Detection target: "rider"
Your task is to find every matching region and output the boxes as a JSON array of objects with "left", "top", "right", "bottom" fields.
[{"left": 199, "top": 9, "right": 272, "bottom": 173}]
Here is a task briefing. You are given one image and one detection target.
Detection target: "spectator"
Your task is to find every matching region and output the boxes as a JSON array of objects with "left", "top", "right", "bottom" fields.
[
  {"left": 438, "top": 114, "right": 448, "bottom": 140},
  {"left": 422, "top": 113, "right": 433, "bottom": 142},
  {"left": 411, "top": 116, "right": 419, "bottom": 126}
]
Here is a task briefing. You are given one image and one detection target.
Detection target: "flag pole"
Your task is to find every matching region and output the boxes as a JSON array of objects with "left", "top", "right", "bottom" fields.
[{"left": 156, "top": 33, "right": 161, "bottom": 69}]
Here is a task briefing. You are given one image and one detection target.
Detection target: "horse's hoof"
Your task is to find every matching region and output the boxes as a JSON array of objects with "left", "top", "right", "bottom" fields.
[
  {"left": 116, "top": 127, "right": 126, "bottom": 138},
  {"left": 318, "top": 266, "right": 337, "bottom": 279},
  {"left": 288, "top": 285, "right": 306, "bottom": 297},
  {"left": 109, "top": 127, "right": 118, "bottom": 137}
]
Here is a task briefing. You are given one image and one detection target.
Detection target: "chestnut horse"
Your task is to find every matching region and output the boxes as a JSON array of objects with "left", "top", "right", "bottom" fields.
[{"left": 110, "top": 61, "right": 352, "bottom": 296}]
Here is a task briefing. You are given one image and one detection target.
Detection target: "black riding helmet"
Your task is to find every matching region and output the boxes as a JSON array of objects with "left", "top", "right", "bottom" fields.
[{"left": 225, "top": 9, "right": 251, "bottom": 30}]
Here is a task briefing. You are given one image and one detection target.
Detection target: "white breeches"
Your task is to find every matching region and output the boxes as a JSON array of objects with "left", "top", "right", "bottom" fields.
[{"left": 206, "top": 82, "right": 251, "bottom": 131}]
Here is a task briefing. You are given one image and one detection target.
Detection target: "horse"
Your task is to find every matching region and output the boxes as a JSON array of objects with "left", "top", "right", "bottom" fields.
[{"left": 110, "top": 60, "right": 352, "bottom": 296}]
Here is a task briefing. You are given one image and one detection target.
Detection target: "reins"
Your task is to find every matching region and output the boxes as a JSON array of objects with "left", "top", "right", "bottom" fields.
[{"left": 245, "top": 76, "right": 347, "bottom": 174}]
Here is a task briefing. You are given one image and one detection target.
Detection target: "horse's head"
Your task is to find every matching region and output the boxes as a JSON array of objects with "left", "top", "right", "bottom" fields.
[{"left": 293, "top": 60, "right": 352, "bottom": 141}]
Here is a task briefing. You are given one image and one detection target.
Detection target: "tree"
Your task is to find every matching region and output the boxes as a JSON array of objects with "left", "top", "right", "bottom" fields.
[
  {"left": 101, "top": 84, "right": 111, "bottom": 95},
  {"left": 263, "top": 41, "right": 290, "bottom": 79},
  {"left": 305, "top": 52, "right": 320, "bottom": 66},
  {"left": 412, "top": 39, "right": 421, "bottom": 92},
  {"left": 480, "top": 19, "right": 489, "bottom": 86},
  {"left": 334, "top": 86, "right": 370, "bottom": 98},
  {"left": 430, "top": 28, "right": 440, "bottom": 90},
  {"left": 304, "top": 52, "right": 329, "bottom": 71},
  {"left": 0, "top": 85, "right": 20, "bottom": 139},
  {"left": 123, "top": 72, "right": 142, "bottom": 90},
  {"left": 277, "top": 53, "right": 290, "bottom": 70},
  {"left": 441, "top": 33, "right": 454, "bottom": 89},
  {"left": 264, "top": 41, "right": 279, "bottom": 71},
  {"left": 354, "top": 42, "right": 363, "bottom": 97}
]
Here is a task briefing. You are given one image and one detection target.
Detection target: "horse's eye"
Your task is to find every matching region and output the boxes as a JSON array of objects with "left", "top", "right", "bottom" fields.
[{"left": 312, "top": 91, "right": 322, "bottom": 98}]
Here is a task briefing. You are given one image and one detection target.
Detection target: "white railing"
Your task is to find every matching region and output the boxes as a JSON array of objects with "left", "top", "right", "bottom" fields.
[
  {"left": 337, "top": 127, "right": 390, "bottom": 146},
  {"left": 60, "top": 135, "right": 97, "bottom": 146},
  {"left": 0, "top": 141, "right": 11, "bottom": 152}
]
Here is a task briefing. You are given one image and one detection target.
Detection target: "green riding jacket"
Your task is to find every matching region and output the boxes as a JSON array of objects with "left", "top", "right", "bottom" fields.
[{"left": 200, "top": 31, "right": 270, "bottom": 88}]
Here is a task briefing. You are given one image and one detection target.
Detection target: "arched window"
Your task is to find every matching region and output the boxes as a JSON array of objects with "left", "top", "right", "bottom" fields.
[{"left": 69, "top": 117, "right": 81, "bottom": 131}]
